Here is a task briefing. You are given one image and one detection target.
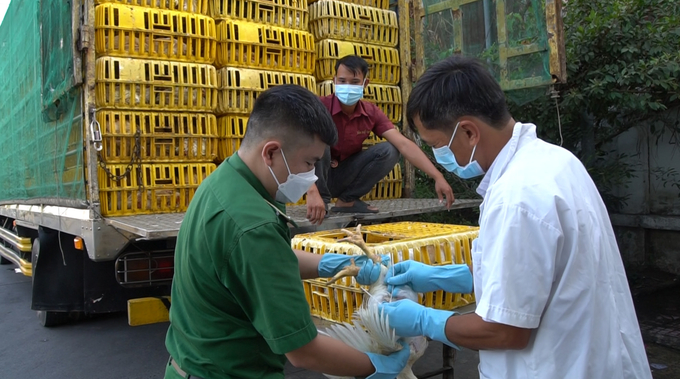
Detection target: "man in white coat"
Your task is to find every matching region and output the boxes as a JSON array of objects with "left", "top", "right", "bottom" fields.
[{"left": 378, "top": 56, "right": 653, "bottom": 379}]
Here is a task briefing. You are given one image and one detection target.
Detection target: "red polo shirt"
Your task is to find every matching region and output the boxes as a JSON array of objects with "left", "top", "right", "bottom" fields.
[{"left": 320, "top": 94, "right": 395, "bottom": 162}]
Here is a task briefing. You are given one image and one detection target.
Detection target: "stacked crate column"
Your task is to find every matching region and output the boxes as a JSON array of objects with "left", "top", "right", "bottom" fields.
[
  {"left": 94, "top": 1, "right": 218, "bottom": 216},
  {"left": 307, "top": 0, "right": 404, "bottom": 203},
  {"left": 210, "top": 1, "right": 315, "bottom": 163}
]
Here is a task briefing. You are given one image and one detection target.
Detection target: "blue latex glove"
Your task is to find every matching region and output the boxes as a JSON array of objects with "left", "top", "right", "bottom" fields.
[
  {"left": 378, "top": 299, "right": 459, "bottom": 349},
  {"left": 365, "top": 340, "right": 411, "bottom": 379},
  {"left": 385, "top": 260, "right": 473, "bottom": 294},
  {"left": 317, "top": 254, "right": 390, "bottom": 285}
]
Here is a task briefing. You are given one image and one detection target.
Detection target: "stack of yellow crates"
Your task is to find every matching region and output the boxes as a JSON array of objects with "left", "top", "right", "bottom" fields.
[
  {"left": 308, "top": 0, "right": 403, "bottom": 202},
  {"left": 93, "top": 0, "right": 219, "bottom": 216},
  {"left": 293, "top": 222, "right": 479, "bottom": 324},
  {"left": 208, "top": 0, "right": 317, "bottom": 162}
]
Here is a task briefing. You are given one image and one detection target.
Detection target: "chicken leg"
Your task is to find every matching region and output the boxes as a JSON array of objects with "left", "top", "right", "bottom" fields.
[{"left": 326, "top": 225, "right": 380, "bottom": 285}]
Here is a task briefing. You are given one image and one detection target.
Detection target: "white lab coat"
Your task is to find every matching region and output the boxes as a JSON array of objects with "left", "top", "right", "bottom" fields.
[{"left": 472, "top": 122, "right": 651, "bottom": 379}]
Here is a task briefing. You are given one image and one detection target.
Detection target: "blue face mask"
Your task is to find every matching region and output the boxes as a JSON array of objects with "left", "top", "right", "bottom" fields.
[
  {"left": 432, "top": 122, "right": 485, "bottom": 179},
  {"left": 334, "top": 79, "right": 365, "bottom": 106}
]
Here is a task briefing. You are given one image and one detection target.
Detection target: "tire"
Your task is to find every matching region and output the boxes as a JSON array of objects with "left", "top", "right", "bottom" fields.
[{"left": 36, "top": 310, "right": 71, "bottom": 327}]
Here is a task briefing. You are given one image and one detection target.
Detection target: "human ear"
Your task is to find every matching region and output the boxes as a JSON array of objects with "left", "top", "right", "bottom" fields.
[
  {"left": 460, "top": 121, "right": 481, "bottom": 147},
  {"left": 261, "top": 141, "right": 281, "bottom": 166}
]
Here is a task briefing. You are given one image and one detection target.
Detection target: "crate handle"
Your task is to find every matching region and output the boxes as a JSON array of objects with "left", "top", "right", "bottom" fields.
[
  {"left": 259, "top": 4, "right": 274, "bottom": 11},
  {"left": 154, "top": 86, "right": 174, "bottom": 93},
  {"left": 359, "top": 15, "right": 371, "bottom": 21},
  {"left": 154, "top": 127, "right": 173, "bottom": 133},
  {"left": 152, "top": 35, "right": 173, "bottom": 42},
  {"left": 152, "top": 22, "right": 172, "bottom": 31},
  {"left": 155, "top": 138, "right": 173, "bottom": 145},
  {"left": 265, "top": 47, "right": 282, "bottom": 55},
  {"left": 154, "top": 75, "right": 174, "bottom": 82},
  {"left": 155, "top": 179, "right": 173, "bottom": 185},
  {"left": 312, "top": 291, "right": 330, "bottom": 299}
]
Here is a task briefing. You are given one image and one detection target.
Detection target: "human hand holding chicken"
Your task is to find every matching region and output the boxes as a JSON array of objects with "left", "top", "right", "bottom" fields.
[{"left": 318, "top": 225, "right": 429, "bottom": 379}]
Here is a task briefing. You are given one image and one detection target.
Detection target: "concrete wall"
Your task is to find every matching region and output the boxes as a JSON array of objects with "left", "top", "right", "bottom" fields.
[{"left": 607, "top": 109, "right": 680, "bottom": 274}]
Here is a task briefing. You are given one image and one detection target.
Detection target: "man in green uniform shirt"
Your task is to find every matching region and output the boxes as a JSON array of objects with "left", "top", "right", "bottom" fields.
[{"left": 164, "top": 85, "right": 410, "bottom": 379}]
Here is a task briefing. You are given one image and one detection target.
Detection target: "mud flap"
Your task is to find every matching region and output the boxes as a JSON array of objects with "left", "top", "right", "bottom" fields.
[{"left": 31, "top": 227, "right": 84, "bottom": 312}]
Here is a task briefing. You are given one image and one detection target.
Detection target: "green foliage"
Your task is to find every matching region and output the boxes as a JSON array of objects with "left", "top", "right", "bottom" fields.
[
  {"left": 508, "top": 0, "right": 680, "bottom": 210},
  {"left": 652, "top": 167, "right": 680, "bottom": 197}
]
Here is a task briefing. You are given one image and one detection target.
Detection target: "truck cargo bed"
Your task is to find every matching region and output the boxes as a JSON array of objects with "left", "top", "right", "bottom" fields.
[{"left": 105, "top": 198, "right": 481, "bottom": 238}]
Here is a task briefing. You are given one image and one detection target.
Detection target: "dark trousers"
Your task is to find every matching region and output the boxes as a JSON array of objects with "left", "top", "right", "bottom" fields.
[{"left": 314, "top": 142, "right": 400, "bottom": 204}]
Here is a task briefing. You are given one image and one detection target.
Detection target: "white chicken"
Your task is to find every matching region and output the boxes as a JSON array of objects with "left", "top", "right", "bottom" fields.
[{"left": 320, "top": 225, "right": 428, "bottom": 379}]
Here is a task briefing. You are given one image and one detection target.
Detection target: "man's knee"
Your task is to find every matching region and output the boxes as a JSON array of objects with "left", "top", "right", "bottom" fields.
[{"left": 373, "top": 142, "right": 400, "bottom": 163}]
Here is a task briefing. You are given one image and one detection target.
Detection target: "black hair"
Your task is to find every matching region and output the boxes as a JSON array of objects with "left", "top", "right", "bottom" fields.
[
  {"left": 407, "top": 55, "right": 511, "bottom": 133},
  {"left": 242, "top": 84, "right": 338, "bottom": 149},
  {"left": 335, "top": 55, "right": 370, "bottom": 78}
]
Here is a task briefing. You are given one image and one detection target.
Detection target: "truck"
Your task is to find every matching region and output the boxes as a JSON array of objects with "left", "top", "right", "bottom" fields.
[{"left": 0, "top": 0, "right": 564, "bottom": 327}]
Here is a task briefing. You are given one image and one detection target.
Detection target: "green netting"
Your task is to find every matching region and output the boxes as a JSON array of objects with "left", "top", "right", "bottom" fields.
[
  {"left": 422, "top": 0, "right": 554, "bottom": 103},
  {"left": 0, "top": 0, "right": 85, "bottom": 205}
]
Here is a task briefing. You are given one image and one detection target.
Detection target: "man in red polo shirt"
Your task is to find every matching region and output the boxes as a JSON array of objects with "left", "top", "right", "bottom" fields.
[{"left": 305, "top": 56, "right": 454, "bottom": 224}]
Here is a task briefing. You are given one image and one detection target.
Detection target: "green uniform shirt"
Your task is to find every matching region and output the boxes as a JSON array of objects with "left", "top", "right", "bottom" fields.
[{"left": 165, "top": 154, "right": 317, "bottom": 379}]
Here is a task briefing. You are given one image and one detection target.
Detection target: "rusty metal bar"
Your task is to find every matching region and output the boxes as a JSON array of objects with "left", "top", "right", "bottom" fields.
[
  {"left": 506, "top": 43, "right": 544, "bottom": 58},
  {"left": 496, "top": 0, "right": 509, "bottom": 88},
  {"left": 427, "top": 0, "right": 479, "bottom": 14},
  {"left": 414, "top": 0, "right": 426, "bottom": 80},
  {"left": 398, "top": 0, "right": 416, "bottom": 198},
  {"left": 546, "top": 0, "right": 567, "bottom": 83}
]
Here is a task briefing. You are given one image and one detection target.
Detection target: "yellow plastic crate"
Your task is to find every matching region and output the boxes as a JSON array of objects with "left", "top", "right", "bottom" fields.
[
  {"left": 99, "top": 162, "right": 216, "bottom": 216},
  {"left": 210, "top": 0, "right": 309, "bottom": 31},
  {"left": 362, "top": 131, "right": 387, "bottom": 149},
  {"left": 217, "top": 115, "right": 248, "bottom": 160},
  {"left": 309, "top": 0, "right": 398, "bottom": 47},
  {"left": 217, "top": 67, "right": 316, "bottom": 115},
  {"left": 215, "top": 20, "right": 315, "bottom": 73},
  {"left": 285, "top": 163, "right": 401, "bottom": 206},
  {"left": 97, "top": 111, "right": 218, "bottom": 163},
  {"left": 316, "top": 39, "right": 400, "bottom": 85},
  {"left": 95, "top": 57, "right": 217, "bottom": 111},
  {"left": 318, "top": 80, "right": 401, "bottom": 123},
  {"left": 95, "top": 4, "right": 216, "bottom": 63},
  {"left": 95, "top": 0, "right": 209, "bottom": 14},
  {"left": 307, "top": 0, "right": 390, "bottom": 10},
  {"left": 293, "top": 222, "right": 479, "bottom": 323},
  {"left": 362, "top": 163, "right": 402, "bottom": 200}
]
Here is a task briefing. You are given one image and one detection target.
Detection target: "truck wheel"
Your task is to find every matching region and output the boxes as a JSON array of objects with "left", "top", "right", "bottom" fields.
[{"left": 36, "top": 310, "right": 71, "bottom": 327}]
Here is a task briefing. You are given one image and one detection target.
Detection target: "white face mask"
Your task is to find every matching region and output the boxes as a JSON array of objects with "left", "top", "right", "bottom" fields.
[{"left": 267, "top": 149, "right": 318, "bottom": 204}]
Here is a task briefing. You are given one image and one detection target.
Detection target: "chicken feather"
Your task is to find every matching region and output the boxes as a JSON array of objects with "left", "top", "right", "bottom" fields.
[{"left": 321, "top": 225, "right": 428, "bottom": 379}]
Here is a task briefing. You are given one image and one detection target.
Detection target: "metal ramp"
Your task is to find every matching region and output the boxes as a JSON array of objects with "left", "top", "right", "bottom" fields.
[{"left": 105, "top": 198, "right": 481, "bottom": 239}]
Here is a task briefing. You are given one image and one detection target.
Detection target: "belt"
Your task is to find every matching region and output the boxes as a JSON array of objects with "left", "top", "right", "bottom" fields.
[{"left": 169, "top": 357, "right": 205, "bottom": 379}]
